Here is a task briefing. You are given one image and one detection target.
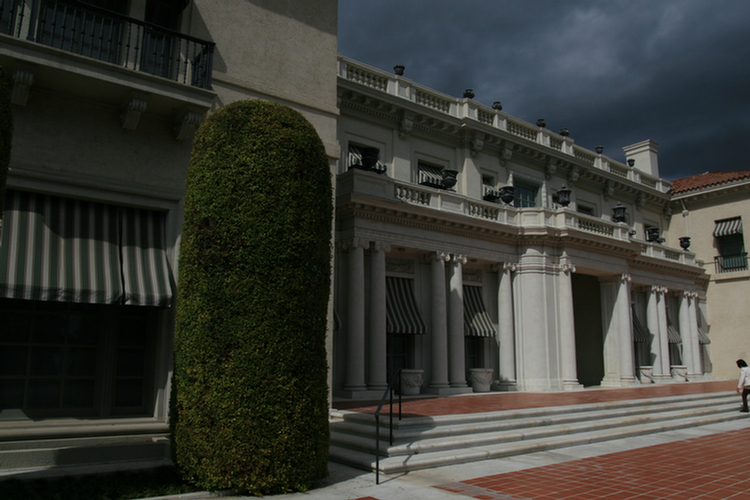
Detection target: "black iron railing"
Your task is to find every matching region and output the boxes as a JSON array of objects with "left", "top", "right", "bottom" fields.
[
  {"left": 374, "top": 368, "right": 402, "bottom": 485},
  {"left": 714, "top": 253, "right": 748, "bottom": 273},
  {"left": 0, "top": 0, "right": 214, "bottom": 89}
]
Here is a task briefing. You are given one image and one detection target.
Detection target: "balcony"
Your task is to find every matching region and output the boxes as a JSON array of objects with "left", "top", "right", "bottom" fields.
[
  {"left": 0, "top": 0, "right": 214, "bottom": 89},
  {"left": 714, "top": 253, "right": 748, "bottom": 273}
]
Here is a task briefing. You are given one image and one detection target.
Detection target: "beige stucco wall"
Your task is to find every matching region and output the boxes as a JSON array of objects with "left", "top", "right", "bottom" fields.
[
  {"left": 189, "top": 0, "right": 340, "bottom": 158},
  {"left": 667, "top": 189, "right": 750, "bottom": 380}
]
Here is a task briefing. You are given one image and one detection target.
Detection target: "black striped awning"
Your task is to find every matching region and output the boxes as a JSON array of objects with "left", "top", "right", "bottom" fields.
[
  {"left": 632, "top": 308, "right": 651, "bottom": 343},
  {"left": 418, "top": 163, "right": 444, "bottom": 188},
  {"left": 0, "top": 190, "right": 173, "bottom": 307},
  {"left": 713, "top": 217, "right": 743, "bottom": 237},
  {"left": 347, "top": 144, "right": 386, "bottom": 173},
  {"left": 386, "top": 277, "right": 426, "bottom": 334},
  {"left": 697, "top": 308, "right": 711, "bottom": 345},
  {"left": 463, "top": 285, "right": 495, "bottom": 337}
]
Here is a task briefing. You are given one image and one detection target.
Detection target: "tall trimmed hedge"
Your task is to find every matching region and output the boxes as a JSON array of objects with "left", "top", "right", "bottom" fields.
[
  {"left": 172, "top": 100, "right": 332, "bottom": 495},
  {"left": 0, "top": 73, "right": 12, "bottom": 220}
]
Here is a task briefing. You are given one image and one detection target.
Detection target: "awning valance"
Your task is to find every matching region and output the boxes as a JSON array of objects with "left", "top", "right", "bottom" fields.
[
  {"left": 632, "top": 308, "right": 651, "bottom": 344},
  {"left": 0, "top": 190, "right": 173, "bottom": 307},
  {"left": 464, "top": 285, "right": 495, "bottom": 337},
  {"left": 713, "top": 217, "right": 743, "bottom": 237},
  {"left": 386, "top": 277, "right": 426, "bottom": 334}
]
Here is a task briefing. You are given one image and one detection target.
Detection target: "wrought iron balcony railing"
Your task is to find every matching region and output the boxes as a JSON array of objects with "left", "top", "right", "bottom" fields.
[
  {"left": 714, "top": 253, "right": 748, "bottom": 273},
  {"left": 0, "top": 0, "right": 214, "bottom": 89}
]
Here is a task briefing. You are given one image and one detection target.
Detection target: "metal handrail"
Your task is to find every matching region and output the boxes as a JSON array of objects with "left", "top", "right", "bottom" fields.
[{"left": 374, "top": 368, "right": 403, "bottom": 485}]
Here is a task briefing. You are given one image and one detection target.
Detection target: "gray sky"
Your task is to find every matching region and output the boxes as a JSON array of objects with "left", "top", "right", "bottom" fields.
[{"left": 338, "top": 0, "right": 750, "bottom": 181}]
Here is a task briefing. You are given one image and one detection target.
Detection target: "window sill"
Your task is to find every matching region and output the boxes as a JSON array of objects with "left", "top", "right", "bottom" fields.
[{"left": 712, "top": 269, "right": 750, "bottom": 282}]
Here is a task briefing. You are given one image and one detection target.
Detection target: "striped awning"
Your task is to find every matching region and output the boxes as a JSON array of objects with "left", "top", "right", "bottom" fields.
[
  {"left": 666, "top": 316, "right": 682, "bottom": 344},
  {"left": 0, "top": 190, "right": 173, "bottom": 307},
  {"left": 464, "top": 285, "right": 495, "bottom": 337},
  {"left": 631, "top": 308, "right": 651, "bottom": 344},
  {"left": 386, "top": 277, "right": 426, "bottom": 334},
  {"left": 713, "top": 217, "right": 743, "bottom": 237},
  {"left": 121, "top": 207, "right": 173, "bottom": 307},
  {"left": 348, "top": 144, "right": 386, "bottom": 173},
  {"left": 418, "top": 163, "right": 444, "bottom": 188}
]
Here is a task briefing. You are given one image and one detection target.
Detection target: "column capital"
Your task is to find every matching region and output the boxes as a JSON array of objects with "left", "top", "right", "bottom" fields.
[
  {"left": 682, "top": 290, "right": 698, "bottom": 299},
  {"left": 372, "top": 241, "right": 391, "bottom": 253},
  {"left": 650, "top": 285, "right": 668, "bottom": 295},
  {"left": 561, "top": 263, "right": 576, "bottom": 275},
  {"left": 620, "top": 273, "right": 632, "bottom": 283},
  {"left": 426, "top": 251, "right": 451, "bottom": 263},
  {"left": 342, "top": 238, "right": 370, "bottom": 251},
  {"left": 451, "top": 254, "right": 468, "bottom": 265},
  {"left": 493, "top": 261, "right": 517, "bottom": 274}
]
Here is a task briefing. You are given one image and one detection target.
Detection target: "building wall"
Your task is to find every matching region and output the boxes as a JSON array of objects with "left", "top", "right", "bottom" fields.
[{"left": 668, "top": 187, "right": 750, "bottom": 380}]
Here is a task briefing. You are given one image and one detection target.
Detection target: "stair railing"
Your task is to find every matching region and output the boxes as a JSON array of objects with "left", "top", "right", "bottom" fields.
[{"left": 374, "top": 368, "right": 403, "bottom": 485}]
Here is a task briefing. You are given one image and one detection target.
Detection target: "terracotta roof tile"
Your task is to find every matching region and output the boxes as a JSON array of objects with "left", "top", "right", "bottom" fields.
[{"left": 670, "top": 170, "right": 750, "bottom": 194}]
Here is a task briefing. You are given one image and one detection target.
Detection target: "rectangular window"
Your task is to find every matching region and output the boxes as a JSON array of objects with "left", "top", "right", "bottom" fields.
[
  {"left": 714, "top": 217, "right": 747, "bottom": 272},
  {"left": 0, "top": 298, "right": 158, "bottom": 418},
  {"left": 513, "top": 182, "right": 537, "bottom": 208},
  {"left": 577, "top": 205, "right": 594, "bottom": 216}
]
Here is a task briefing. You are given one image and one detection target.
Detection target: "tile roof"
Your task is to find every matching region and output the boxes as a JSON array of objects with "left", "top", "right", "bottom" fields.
[{"left": 670, "top": 170, "right": 750, "bottom": 194}]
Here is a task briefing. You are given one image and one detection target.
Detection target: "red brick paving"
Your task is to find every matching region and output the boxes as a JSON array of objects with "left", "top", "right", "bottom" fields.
[
  {"left": 337, "top": 380, "right": 736, "bottom": 418},
  {"left": 436, "top": 427, "right": 750, "bottom": 499}
]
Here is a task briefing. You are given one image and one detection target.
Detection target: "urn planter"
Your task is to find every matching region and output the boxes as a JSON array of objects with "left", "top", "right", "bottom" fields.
[
  {"left": 400, "top": 369, "right": 424, "bottom": 395},
  {"left": 469, "top": 368, "right": 494, "bottom": 393},
  {"left": 639, "top": 365, "right": 654, "bottom": 384},
  {"left": 671, "top": 365, "right": 688, "bottom": 382}
]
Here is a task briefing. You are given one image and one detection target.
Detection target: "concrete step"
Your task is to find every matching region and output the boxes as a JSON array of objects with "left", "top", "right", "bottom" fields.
[{"left": 329, "top": 391, "right": 743, "bottom": 474}]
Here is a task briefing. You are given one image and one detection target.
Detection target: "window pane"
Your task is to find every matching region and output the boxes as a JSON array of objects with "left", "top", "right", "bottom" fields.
[
  {"left": 63, "top": 380, "right": 95, "bottom": 408},
  {"left": 27, "top": 380, "right": 61, "bottom": 409},
  {"left": 115, "top": 380, "right": 143, "bottom": 407},
  {"left": 32, "top": 314, "right": 68, "bottom": 343},
  {"left": 117, "top": 349, "right": 145, "bottom": 377},
  {"left": 514, "top": 183, "right": 537, "bottom": 208},
  {"left": 0, "top": 380, "right": 25, "bottom": 408},
  {"left": 29, "top": 347, "right": 64, "bottom": 376},
  {"left": 1, "top": 310, "right": 31, "bottom": 343},
  {"left": 0, "top": 346, "right": 28, "bottom": 376},
  {"left": 67, "top": 348, "right": 98, "bottom": 376}
]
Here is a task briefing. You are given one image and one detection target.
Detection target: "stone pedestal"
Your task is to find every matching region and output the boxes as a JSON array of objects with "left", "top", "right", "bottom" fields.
[
  {"left": 469, "top": 368, "right": 494, "bottom": 392},
  {"left": 671, "top": 365, "right": 688, "bottom": 382},
  {"left": 639, "top": 365, "right": 654, "bottom": 384}
]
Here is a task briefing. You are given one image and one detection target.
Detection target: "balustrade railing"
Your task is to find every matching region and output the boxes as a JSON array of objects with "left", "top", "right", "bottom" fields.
[
  {"left": 715, "top": 253, "right": 748, "bottom": 273},
  {"left": 0, "top": 0, "right": 214, "bottom": 89}
]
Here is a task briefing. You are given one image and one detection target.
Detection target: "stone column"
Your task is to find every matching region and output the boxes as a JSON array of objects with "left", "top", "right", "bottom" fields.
[
  {"left": 656, "top": 286, "right": 672, "bottom": 382},
  {"left": 497, "top": 262, "right": 516, "bottom": 387},
  {"left": 678, "top": 291, "right": 695, "bottom": 377},
  {"left": 559, "top": 263, "right": 582, "bottom": 390},
  {"left": 448, "top": 254, "right": 468, "bottom": 387},
  {"left": 368, "top": 242, "right": 390, "bottom": 391},
  {"left": 646, "top": 286, "right": 664, "bottom": 379},
  {"left": 687, "top": 292, "right": 702, "bottom": 378},
  {"left": 429, "top": 251, "right": 451, "bottom": 390},
  {"left": 344, "top": 238, "right": 369, "bottom": 393},
  {"left": 617, "top": 274, "right": 637, "bottom": 385}
]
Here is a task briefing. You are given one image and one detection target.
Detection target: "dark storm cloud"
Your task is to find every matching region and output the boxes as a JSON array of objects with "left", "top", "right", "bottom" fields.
[{"left": 338, "top": 0, "right": 750, "bottom": 180}]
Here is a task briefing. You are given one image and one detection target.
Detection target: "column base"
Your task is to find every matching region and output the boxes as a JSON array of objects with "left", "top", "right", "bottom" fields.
[
  {"left": 491, "top": 380, "right": 518, "bottom": 392},
  {"left": 337, "top": 388, "right": 382, "bottom": 399},
  {"left": 425, "top": 386, "right": 474, "bottom": 396},
  {"left": 563, "top": 380, "right": 585, "bottom": 391},
  {"left": 652, "top": 374, "right": 676, "bottom": 384}
]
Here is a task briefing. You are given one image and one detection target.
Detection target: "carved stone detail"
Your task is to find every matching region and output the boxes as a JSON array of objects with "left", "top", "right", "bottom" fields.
[
  {"left": 12, "top": 67, "right": 35, "bottom": 106},
  {"left": 174, "top": 107, "right": 204, "bottom": 142},
  {"left": 121, "top": 93, "right": 149, "bottom": 130}
]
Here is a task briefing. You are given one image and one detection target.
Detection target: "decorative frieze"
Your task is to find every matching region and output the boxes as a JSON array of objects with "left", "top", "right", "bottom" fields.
[
  {"left": 386, "top": 257, "right": 414, "bottom": 274},
  {"left": 463, "top": 267, "right": 483, "bottom": 283}
]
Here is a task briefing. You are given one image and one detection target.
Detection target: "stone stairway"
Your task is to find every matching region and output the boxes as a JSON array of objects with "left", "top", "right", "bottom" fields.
[{"left": 329, "top": 391, "right": 742, "bottom": 474}]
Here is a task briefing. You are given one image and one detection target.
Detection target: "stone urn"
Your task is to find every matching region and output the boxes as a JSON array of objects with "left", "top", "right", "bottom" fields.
[
  {"left": 671, "top": 365, "right": 688, "bottom": 382},
  {"left": 400, "top": 369, "right": 423, "bottom": 395},
  {"left": 469, "top": 368, "right": 494, "bottom": 393},
  {"left": 639, "top": 366, "right": 654, "bottom": 384},
  {"left": 441, "top": 169, "right": 459, "bottom": 190}
]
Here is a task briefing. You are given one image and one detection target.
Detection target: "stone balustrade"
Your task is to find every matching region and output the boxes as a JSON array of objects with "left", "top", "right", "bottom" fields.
[{"left": 338, "top": 55, "right": 671, "bottom": 194}]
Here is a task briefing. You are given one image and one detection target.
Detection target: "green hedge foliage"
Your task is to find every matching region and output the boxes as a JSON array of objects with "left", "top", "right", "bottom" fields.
[
  {"left": 0, "top": 74, "right": 12, "bottom": 220},
  {"left": 172, "top": 100, "right": 332, "bottom": 495}
]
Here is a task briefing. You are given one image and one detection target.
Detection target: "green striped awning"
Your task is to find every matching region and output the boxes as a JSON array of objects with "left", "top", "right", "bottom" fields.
[
  {"left": 697, "top": 308, "right": 711, "bottom": 345},
  {"left": 386, "top": 277, "right": 426, "bottom": 334},
  {"left": 464, "top": 285, "right": 495, "bottom": 337},
  {"left": 121, "top": 207, "right": 173, "bottom": 307},
  {"left": 632, "top": 308, "right": 651, "bottom": 344},
  {"left": 713, "top": 217, "right": 743, "bottom": 237},
  {"left": 0, "top": 190, "right": 173, "bottom": 307}
]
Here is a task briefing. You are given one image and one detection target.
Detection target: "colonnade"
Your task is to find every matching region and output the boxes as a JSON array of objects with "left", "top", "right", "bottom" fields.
[{"left": 340, "top": 238, "right": 704, "bottom": 397}]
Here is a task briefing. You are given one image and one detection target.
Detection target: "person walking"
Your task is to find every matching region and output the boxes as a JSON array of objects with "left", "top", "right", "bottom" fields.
[{"left": 737, "top": 359, "right": 750, "bottom": 413}]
